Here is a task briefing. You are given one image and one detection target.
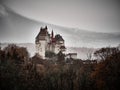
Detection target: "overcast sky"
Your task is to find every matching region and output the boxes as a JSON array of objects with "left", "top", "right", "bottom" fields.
[{"left": 1, "top": 0, "right": 120, "bottom": 32}]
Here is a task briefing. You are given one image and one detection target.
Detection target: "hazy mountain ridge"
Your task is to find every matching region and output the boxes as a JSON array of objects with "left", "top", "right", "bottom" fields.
[
  {"left": 0, "top": 4, "right": 120, "bottom": 48},
  {"left": 0, "top": 43, "right": 98, "bottom": 59}
]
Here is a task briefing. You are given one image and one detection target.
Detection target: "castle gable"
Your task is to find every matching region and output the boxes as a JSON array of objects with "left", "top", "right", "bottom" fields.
[
  {"left": 36, "top": 26, "right": 49, "bottom": 42},
  {"left": 55, "top": 34, "right": 64, "bottom": 41}
]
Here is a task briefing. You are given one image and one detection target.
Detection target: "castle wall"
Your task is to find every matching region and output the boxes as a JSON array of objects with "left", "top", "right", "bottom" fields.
[
  {"left": 36, "top": 40, "right": 47, "bottom": 59},
  {"left": 54, "top": 44, "right": 60, "bottom": 54}
]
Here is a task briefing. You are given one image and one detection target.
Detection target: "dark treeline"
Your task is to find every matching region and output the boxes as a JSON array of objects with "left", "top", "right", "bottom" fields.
[{"left": 0, "top": 44, "right": 120, "bottom": 90}]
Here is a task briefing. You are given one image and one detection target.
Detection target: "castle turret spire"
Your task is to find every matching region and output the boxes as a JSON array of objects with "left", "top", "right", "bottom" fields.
[
  {"left": 51, "top": 30, "right": 54, "bottom": 39},
  {"left": 45, "top": 26, "right": 47, "bottom": 29}
]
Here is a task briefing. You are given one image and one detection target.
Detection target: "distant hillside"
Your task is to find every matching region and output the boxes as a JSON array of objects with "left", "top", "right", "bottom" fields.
[
  {"left": 1, "top": 43, "right": 98, "bottom": 59},
  {"left": 66, "top": 47, "right": 97, "bottom": 59},
  {"left": 0, "top": 5, "right": 120, "bottom": 48}
]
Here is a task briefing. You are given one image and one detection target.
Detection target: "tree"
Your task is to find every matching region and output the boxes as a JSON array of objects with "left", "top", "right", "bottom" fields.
[
  {"left": 86, "top": 49, "right": 93, "bottom": 60},
  {"left": 91, "top": 47, "right": 120, "bottom": 90},
  {"left": 94, "top": 47, "right": 119, "bottom": 61},
  {"left": 57, "top": 51, "right": 65, "bottom": 64},
  {"left": 3, "top": 44, "right": 29, "bottom": 64},
  {"left": 45, "top": 51, "right": 56, "bottom": 58}
]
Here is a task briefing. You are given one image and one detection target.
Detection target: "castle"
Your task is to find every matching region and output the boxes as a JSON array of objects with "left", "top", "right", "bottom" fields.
[{"left": 35, "top": 26, "right": 66, "bottom": 59}]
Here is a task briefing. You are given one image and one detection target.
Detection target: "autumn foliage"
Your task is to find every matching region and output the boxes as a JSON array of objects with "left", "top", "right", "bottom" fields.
[{"left": 0, "top": 44, "right": 120, "bottom": 90}]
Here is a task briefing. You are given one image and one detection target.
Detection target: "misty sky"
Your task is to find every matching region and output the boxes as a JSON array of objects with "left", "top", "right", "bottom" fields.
[{"left": 0, "top": 0, "right": 120, "bottom": 32}]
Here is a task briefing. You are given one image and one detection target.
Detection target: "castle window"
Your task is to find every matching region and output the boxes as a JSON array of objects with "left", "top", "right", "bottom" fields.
[{"left": 40, "top": 48, "right": 42, "bottom": 52}]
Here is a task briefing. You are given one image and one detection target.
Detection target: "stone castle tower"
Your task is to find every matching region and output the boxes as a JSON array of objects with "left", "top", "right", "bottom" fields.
[{"left": 35, "top": 26, "right": 66, "bottom": 59}]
